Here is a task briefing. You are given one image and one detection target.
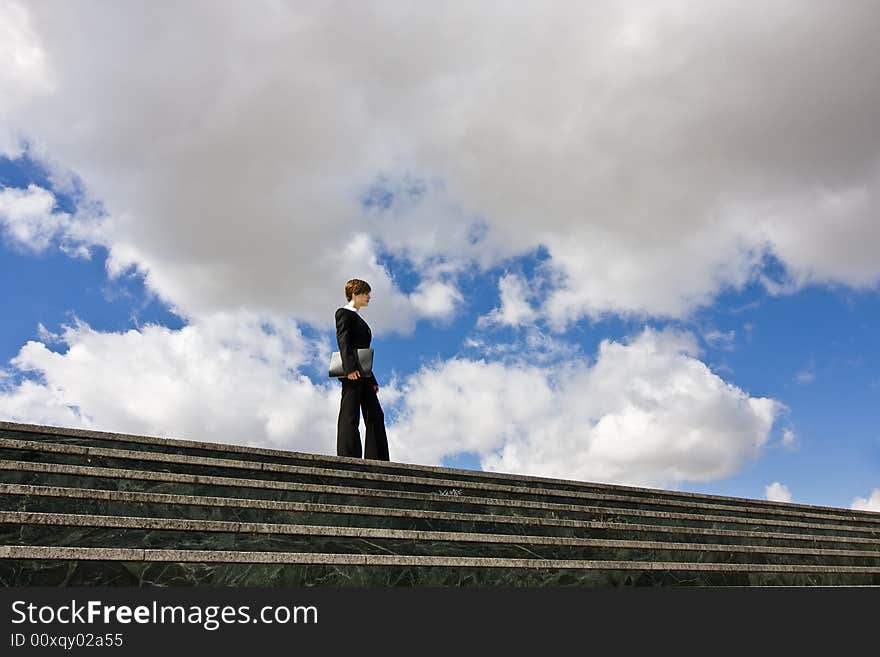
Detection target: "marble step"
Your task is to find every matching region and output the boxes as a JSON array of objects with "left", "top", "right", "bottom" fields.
[
  {"left": 5, "top": 461, "right": 879, "bottom": 549},
  {"left": 3, "top": 512, "right": 879, "bottom": 567},
  {"left": 4, "top": 441, "right": 879, "bottom": 531},
  {"left": 2, "top": 546, "right": 880, "bottom": 587},
  {"left": 3, "top": 421, "right": 871, "bottom": 522},
  {"left": 8, "top": 484, "right": 873, "bottom": 554},
  {"left": 5, "top": 460, "right": 876, "bottom": 540},
  {"left": 3, "top": 484, "right": 878, "bottom": 546}
]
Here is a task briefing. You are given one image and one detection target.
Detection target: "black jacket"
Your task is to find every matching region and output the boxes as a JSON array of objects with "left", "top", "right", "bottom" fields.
[{"left": 335, "top": 307, "right": 377, "bottom": 384}]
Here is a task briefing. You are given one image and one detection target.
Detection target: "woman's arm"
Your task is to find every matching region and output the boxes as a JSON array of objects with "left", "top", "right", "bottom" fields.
[{"left": 335, "top": 309, "right": 360, "bottom": 377}]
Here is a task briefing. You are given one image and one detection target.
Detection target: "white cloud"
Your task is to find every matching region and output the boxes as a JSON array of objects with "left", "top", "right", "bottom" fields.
[
  {"left": 851, "top": 489, "right": 880, "bottom": 512},
  {"left": 757, "top": 182, "right": 880, "bottom": 290},
  {"left": 780, "top": 428, "right": 797, "bottom": 449},
  {"left": 0, "top": 184, "right": 66, "bottom": 252},
  {"left": 765, "top": 481, "right": 793, "bottom": 503},
  {"left": 0, "top": 0, "right": 54, "bottom": 156},
  {"left": 407, "top": 279, "right": 464, "bottom": 321},
  {"left": 477, "top": 273, "right": 538, "bottom": 328},
  {"left": 461, "top": 326, "right": 583, "bottom": 367},
  {"left": 1, "top": 323, "right": 780, "bottom": 489},
  {"left": 3, "top": 2, "right": 877, "bottom": 495},
  {"left": 390, "top": 327, "right": 780, "bottom": 488},
  {"left": 0, "top": 183, "right": 107, "bottom": 257},
  {"left": 0, "top": 312, "right": 339, "bottom": 454},
  {"left": 0, "top": 1, "right": 878, "bottom": 333}
]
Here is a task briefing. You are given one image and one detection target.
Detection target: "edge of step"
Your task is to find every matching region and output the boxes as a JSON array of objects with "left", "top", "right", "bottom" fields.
[
  {"left": 6, "top": 459, "right": 877, "bottom": 531},
  {"left": 4, "top": 442, "right": 879, "bottom": 527},
  {"left": 4, "top": 483, "right": 878, "bottom": 539},
  {"left": 3, "top": 511, "right": 878, "bottom": 559},
  {"left": 3, "top": 545, "right": 880, "bottom": 572}
]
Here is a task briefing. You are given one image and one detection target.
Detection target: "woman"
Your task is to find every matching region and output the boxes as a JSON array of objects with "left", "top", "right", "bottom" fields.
[{"left": 335, "top": 278, "right": 390, "bottom": 460}]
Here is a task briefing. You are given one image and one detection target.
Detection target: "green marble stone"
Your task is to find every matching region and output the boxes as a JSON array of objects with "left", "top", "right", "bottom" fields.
[
  {"left": 2, "top": 559, "right": 879, "bottom": 587},
  {"left": 8, "top": 430, "right": 875, "bottom": 529},
  {"left": 1, "top": 523, "right": 878, "bottom": 568},
  {"left": 3, "top": 423, "right": 879, "bottom": 587}
]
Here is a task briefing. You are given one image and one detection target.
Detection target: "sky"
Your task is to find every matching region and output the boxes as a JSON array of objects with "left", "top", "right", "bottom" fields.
[{"left": 0, "top": 0, "right": 878, "bottom": 511}]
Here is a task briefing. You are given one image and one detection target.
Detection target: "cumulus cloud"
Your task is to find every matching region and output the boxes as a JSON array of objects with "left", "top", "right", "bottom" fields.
[
  {"left": 3, "top": 1, "right": 877, "bottom": 493},
  {"left": 0, "top": 183, "right": 105, "bottom": 257},
  {"left": 478, "top": 273, "right": 538, "bottom": 328},
  {"left": 407, "top": 279, "right": 464, "bottom": 321},
  {"left": 1, "top": 323, "right": 780, "bottom": 488},
  {"left": 390, "top": 327, "right": 780, "bottom": 488},
  {"left": 462, "top": 325, "right": 584, "bottom": 367},
  {"left": 0, "top": 184, "right": 64, "bottom": 252},
  {"left": 851, "top": 489, "right": 880, "bottom": 512},
  {"left": 0, "top": 0, "right": 54, "bottom": 155},
  {"left": 0, "top": 312, "right": 339, "bottom": 453},
  {"left": 780, "top": 428, "right": 797, "bottom": 449},
  {"left": 765, "top": 481, "right": 793, "bottom": 503},
  {"left": 1, "top": 1, "right": 879, "bottom": 333},
  {"left": 757, "top": 180, "right": 880, "bottom": 290}
]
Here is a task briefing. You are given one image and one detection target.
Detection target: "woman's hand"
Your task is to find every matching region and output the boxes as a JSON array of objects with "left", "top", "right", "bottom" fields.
[
  {"left": 373, "top": 384, "right": 379, "bottom": 394},
  {"left": 346, "top": 370, "right": 360, "bottom": 380}
]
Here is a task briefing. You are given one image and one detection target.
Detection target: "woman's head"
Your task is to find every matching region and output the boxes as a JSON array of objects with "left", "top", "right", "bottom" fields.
[{"left": 345, "top": 278, "right": 372, "bottom": 302}]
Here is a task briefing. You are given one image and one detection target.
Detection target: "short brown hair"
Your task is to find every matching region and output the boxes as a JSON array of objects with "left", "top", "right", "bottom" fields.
[{"left": 344, "top": 278, "right": 371, "bottom": 301}]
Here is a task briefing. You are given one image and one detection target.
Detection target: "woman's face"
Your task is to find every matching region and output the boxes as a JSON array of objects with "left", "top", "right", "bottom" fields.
[{"left": 352, "top": 291, "right": 371, "bottom": 308}]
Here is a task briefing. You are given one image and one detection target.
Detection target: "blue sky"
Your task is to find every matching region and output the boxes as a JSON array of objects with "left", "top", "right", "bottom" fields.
[{"left": 1, "top": 2, "right": 878, "bottom": 512}]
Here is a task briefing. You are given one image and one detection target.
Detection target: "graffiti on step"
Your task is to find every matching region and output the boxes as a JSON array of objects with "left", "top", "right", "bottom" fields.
[{"left": 437, "top": 488, "right": 464, "bottom": 497}]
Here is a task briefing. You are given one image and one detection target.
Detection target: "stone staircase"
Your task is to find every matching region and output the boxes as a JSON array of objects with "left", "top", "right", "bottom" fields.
[{"left": 1, "top": 420, "right": 878, "bottom": 586}]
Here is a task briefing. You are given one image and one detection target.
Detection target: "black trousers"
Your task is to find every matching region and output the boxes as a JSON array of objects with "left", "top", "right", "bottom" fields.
[{"left": 337, "top": 377, "right": 389, "bottom": 460}]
